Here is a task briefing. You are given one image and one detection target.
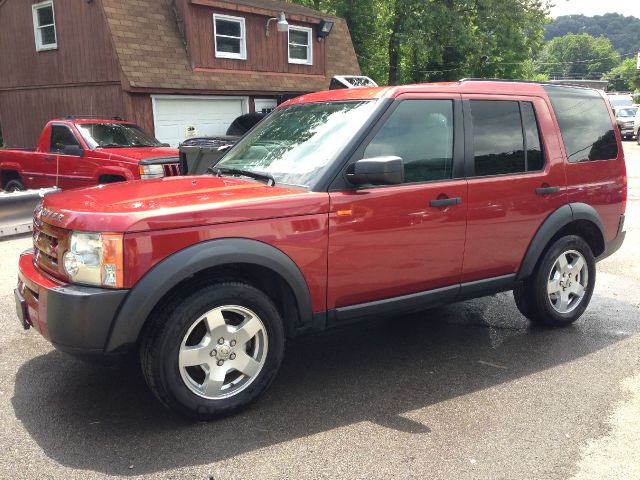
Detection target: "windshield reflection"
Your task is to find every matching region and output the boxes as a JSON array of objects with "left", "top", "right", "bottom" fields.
[{"left": 215, "top": 101, "right": 378, "bottom": 188}]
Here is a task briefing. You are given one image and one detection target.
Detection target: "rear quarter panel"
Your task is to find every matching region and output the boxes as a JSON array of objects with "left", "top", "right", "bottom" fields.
[{"left": 562, "top": 98, "right": 625, "bottom": 241}]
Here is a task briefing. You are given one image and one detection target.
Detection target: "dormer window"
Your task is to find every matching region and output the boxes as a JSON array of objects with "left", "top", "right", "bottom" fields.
[
  {"left": 288, "top": 26, "right": 312, "bottom": 65},
  {"left": 32, "top": 1, "right": 57, "bottom": 52},
  {"left": 213, "top": 14, "right": 246, "bottom": 60}
]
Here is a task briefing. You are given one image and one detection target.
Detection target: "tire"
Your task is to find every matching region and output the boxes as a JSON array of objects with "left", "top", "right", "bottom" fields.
[
  {"left": 140, "top": 282, "right": 285, "bottom": 420},
  {"left": 513, "top": 235, "right": 595, "bottom": 327},
  {"left": 4, "top": 178, "right": 25, "bottom": 192}
]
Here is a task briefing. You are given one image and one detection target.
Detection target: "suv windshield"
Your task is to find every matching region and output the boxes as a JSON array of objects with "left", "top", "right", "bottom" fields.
[
  {"left": 77, "top": 123, "right": 163, "bottom": 148},
  {"left": 214, "top": 101, "right": 378, "bottom": 188}
]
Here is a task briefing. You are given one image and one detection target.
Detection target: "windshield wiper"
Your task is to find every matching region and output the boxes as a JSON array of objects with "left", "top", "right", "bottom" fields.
[{"left": 207, "top": 166, "right": 275, "bottom": 186}]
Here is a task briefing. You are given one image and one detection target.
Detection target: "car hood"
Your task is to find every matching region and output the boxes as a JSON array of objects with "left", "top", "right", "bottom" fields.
[
  {"left": 94, "top": 146, "right": 179, "bottom": 162},
  {"left": 40, "top": 176, "right": 329, "bottom": 232}
]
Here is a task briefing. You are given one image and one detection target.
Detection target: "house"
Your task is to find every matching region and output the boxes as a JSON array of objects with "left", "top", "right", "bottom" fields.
[{"left": 0, "top": 0, "right": 360, "bottom": 147}]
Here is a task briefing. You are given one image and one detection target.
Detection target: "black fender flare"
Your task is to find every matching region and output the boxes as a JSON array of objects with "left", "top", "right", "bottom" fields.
[
  {"left": 104, "top": 238, "right": 314, "bottom": 353},
  {"left": 516, "top": 203, "right": 605, "bottom": 280}
]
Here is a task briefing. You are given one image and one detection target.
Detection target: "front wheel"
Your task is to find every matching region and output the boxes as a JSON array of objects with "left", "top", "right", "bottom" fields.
[
  {"left": 514, "top": 235, "right": 595, "bottom": 327},
  {"left": 4, "top": 179, "right": 25, "bottom": 192},
  {"left": 140, "top": 282, "right": 285, "bottom": 419}
]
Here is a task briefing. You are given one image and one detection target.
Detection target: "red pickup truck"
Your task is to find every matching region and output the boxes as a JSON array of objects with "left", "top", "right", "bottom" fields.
[
  {"left": 16, "top": 81, "right": 626, "bottom": 419},
  {"left": 0, "top": 118, "right": 181, "bottom": 191}
]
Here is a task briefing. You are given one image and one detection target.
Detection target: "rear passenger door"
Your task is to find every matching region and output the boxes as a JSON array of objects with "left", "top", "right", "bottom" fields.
[{"left": 461, "top": 95, "right": 567, "bottom": 282}]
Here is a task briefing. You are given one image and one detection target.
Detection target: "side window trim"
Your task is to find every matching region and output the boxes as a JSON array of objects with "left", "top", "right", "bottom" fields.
[
  {"left": 49, "top": 124, "right": 81, "bottom": 153},
  {"left": 462, "top": 98, "right": 546, "bottom": 179},
  {"left": 334, "top": 96, "right": 464, "bottom": 190}
]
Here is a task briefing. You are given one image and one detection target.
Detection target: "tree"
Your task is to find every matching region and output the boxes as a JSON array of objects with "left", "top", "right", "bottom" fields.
[
  {"left": 290, "top": 0, "right": 550, "bottom": 85},
  {"left": 536, "top": 33, "right": 620, "bottom": 79},
  {"left": 545, "top": 13, "right": 640, "bottom": 56},
  {"left": 603, "top": 58, "right": 640, "bottom": 91}
]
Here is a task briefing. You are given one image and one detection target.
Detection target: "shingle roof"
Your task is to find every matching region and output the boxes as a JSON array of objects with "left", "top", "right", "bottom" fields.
[{"left": 101, "top": 0, "right": 360, "bottom": 93}]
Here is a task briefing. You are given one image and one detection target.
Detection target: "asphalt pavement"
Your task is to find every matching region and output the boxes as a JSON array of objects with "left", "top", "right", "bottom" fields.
[{"left": 0, "top": 143, "right": 639, "bottom": 480}]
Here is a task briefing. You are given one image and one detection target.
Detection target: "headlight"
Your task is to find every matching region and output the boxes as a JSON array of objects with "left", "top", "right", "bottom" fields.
[
  {"left": 63, "top": 232, "right": 124, "bottom": 288},
  {"left": 139, "top": 164, "right": 165, "bottom": 179}
]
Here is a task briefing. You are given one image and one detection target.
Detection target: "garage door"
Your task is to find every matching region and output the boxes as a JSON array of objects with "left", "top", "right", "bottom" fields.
[{"left": 152, "top": 95, "right": 248, "bottom": 147}]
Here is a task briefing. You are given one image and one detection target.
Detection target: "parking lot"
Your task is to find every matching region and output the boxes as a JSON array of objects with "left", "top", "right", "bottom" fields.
[{"left": 0, "top": 143, "right": 638, "bottom": 480}]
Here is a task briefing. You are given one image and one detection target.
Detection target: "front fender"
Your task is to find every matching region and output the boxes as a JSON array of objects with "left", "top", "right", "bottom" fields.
[
  {"left": 104, "top": 238, "right": 314, "bottom": 353},
  {"left": 95, "top": 166, "right": 136, "bottom": 181}
]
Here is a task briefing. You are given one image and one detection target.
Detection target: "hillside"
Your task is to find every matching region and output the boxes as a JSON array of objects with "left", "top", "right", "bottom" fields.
[{"left": 545, "top": 13, "right": 640, "bottom": 56}]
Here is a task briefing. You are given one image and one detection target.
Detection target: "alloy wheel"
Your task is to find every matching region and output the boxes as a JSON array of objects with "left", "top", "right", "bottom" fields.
[{"left": 178, "top": 305, "right": 268, "bottom": 399}]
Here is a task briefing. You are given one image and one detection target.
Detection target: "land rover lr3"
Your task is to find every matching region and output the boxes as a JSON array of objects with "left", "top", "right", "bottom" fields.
[{"left": 16, "top": 81, "right": 627, "bottom": 419}]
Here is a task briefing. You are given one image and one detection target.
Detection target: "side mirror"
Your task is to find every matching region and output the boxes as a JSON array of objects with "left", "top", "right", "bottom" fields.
[
  {"left": 346, "top": 156, "right": 404, "bottom": 185},
  {"left": 160, "top": 143, "right": 171, "bottom": 147},
  {"left": 62, "top": 145, "right": 84, "bottom": 157}
]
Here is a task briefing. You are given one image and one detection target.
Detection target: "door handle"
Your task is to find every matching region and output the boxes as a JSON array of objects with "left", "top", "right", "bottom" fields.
[
  {"left": 535, "top": 186, "right": 560, "bottom": 195},
  {"left": 44, "top": 156, "right": 55, "bottom": 161},
  {"left": 429, "top": 197, "right": 462, "bottom": 208}
]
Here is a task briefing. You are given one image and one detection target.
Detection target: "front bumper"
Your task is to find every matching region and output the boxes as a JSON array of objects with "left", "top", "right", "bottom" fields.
[{"left": 16, "top": 250, "right": 130, "bottom": 361}]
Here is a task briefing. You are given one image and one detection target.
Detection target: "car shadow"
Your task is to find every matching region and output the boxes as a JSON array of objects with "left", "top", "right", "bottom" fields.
[{"left": 12, "top": 291, "right": 637, "bottom": 476}]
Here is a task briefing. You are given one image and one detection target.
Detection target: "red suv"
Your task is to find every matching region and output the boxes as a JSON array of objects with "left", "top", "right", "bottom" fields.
[{"left": 15, "top": 80, "right": 627, "bottom": 419}]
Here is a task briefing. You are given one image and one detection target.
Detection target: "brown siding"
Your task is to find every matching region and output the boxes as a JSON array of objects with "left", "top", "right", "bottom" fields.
[
  {"left": 0, "top": 0, "right": 121, "bottom": 89},
  {"left": 183, "top": 4, "right": 325, "bottom": 75},
  {"left": 124, "top": 94, "right": 155, "bottom": 136},
  {"left": 0, "top": 85, "right": 125, "bottom": 148}
]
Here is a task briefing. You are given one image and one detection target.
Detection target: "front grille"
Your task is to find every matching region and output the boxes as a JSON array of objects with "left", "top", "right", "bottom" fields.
[
  {"left": 32, "top": 217, "right": 68, "bottom": 279},
  {"left": 163, "top": 162, "right": 182, "bottom": 176}
]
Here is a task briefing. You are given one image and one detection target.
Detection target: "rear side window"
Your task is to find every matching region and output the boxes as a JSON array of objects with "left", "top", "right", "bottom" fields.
[
  {"left": 469, "top": 100, "right": 544, "bottom": 176},
  {"left": 50, "top": 126, "right": 80, "bottom": 153},
  {"left": 363, "top": 99, "right": 454, "bottom": 183},
  {"left": 544, "top": 86, "right": 618, "bottom": 162}
]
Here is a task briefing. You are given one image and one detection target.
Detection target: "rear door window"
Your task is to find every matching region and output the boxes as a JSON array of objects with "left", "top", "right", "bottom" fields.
[
  {"left": 468, "top": 100, "right": 545, "bottom": 176},
  {"left": 544, "top": 86, "right": 618, "bottom": 162}
]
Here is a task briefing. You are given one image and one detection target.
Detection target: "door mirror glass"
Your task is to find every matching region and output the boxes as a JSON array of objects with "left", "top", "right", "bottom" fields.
[
  {"left": 346, "top": 156, "right": 404, "bottom": 185},
  {"left": 62, "top": 145, "right": 84, "bottom": 157}
]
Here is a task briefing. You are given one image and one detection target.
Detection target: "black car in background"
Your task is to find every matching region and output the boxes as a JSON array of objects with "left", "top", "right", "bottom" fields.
[{"left": 179, "top": 112, "right": 267, "bottom": 175}]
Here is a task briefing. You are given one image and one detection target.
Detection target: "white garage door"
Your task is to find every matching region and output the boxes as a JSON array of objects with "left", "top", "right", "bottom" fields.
[{"left": 152, "top": 95, "right": 248, "bottom": 147}]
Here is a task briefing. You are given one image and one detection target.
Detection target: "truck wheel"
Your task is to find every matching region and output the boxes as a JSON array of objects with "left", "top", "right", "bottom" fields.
[
  {"left": 140, "top": 282, "right": 285, "bottom": 420},
  {"left": 513, "top": 235, "right": 595, "bottom": 327},
  {"left": 4, "top": 179, "right": 25, "bottom": 192}
]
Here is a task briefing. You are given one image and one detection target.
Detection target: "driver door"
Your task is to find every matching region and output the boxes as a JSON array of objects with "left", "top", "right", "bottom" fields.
[
  {"left": 327, "top": 95, "right": 467, "bottom": 314},
  {"left": 48, "top": 124, "right": 92, "bottom": 190}
]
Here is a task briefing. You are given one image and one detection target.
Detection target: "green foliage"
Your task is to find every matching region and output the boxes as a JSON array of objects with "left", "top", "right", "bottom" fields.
[
  {"left": 535, "top": 33, "right": 620, "bottom": 79},
  {"left": 603, "top": 58, "right": 640, "bottom": 92},
  {"left": 288, "top": 0, "right": 551, "bottom": 85},
  {"left": 545, "top": 14, "right": 640, "bottom": 56}
]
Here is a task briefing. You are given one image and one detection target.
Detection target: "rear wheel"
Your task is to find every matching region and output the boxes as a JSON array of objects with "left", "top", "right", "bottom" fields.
[
  {"left": 140, "top": 282, "right": 285, "bottom": 419},
  {"left": 514, "top": 235, "right": 595, "bottom": 327},
  {"left": 4, "top": 178, "right": 25, "bottom": 192}
]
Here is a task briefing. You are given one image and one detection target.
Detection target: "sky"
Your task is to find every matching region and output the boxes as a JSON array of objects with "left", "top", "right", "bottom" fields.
[{"left": 550, "top": 0, "right": 639, "bottom": 18}]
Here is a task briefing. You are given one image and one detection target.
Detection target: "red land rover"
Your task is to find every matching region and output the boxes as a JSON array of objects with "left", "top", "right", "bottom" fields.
[
  {"left": 0, "top": 118, "right": 181, "bottom": 191},
  {"left": 15, "top": 81, "right": 626, "bottom": 419}
]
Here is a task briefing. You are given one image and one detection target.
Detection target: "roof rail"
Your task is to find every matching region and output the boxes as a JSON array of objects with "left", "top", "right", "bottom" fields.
[
  {"left": 459, "top": 78, "right": 549, "bottom": 85},
  {"left": 459, "top": 78, "right": 598, "bottom": 90}
]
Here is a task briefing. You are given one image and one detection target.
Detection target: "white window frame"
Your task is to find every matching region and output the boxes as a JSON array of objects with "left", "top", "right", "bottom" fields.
[
  {"left": 32, "top": 0, "right": 57, "bottom": 52},
  {"left": 288, "top": 26, "right": 313, "bottom": 65},
  {"left": 213, "top": 14, "right": 246, "bottom": 60}
]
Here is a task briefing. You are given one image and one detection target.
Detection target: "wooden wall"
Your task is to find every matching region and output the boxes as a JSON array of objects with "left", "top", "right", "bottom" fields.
[
  {"left": 180, "top": 3, "right": 325, "bottom": 76},
  {"left": 124, "top": 94, "right": 155, "bottom": 136},
  {"left": 0, "top": 0, "right": 121, "bottom": 89},
  {"left": 0, "top": 85, "right": 125, "bottom": 148},
  {"left": 0, "top": 0, "right": 124, "bottom": 147}
]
